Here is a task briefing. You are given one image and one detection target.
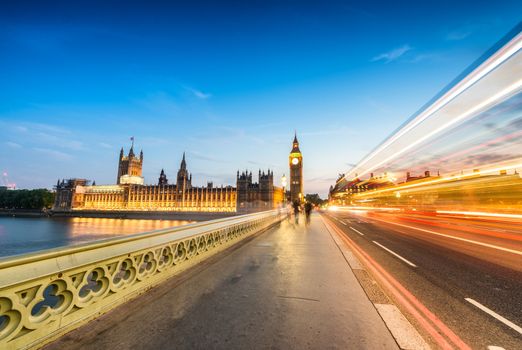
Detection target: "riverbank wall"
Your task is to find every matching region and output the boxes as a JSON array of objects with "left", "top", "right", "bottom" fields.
[
  {"left": 0, "top": 209, "right": 238, "bottom": 221},
  {"left": 0, "top": 209, "right": 50, "bottom": 218}
]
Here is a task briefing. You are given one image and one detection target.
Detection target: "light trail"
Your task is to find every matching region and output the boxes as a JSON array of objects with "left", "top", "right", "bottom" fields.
[
  {"left": 353, "top": 160, "right": 522, "bottom": 198},
  {"left": 362, "top": 217, "right": 522, "bottom": 256},
  {"left": 328, "top": 206, "right": 401, "bottom": 211},
  {"left": 433, "top": 129, "right": 522, "bottom": 166},
  {"left": 436, "top": 210, "right": 522, "bottom": 220},
  {"left": 343, "top": 31, "right": 522, "bottom": 181},
  {"left": 352, "top": 80, "right": 522, "bottom": 180}
]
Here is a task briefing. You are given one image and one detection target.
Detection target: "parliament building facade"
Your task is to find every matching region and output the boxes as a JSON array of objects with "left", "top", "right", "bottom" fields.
[{"left": 54, "top": 143, "right": 284, "bottom": 213}]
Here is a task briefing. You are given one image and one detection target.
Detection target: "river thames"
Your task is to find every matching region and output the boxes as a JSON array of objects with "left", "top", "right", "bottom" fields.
[{"left": 0, "top": 217, "right": 193, "bottom": 258}]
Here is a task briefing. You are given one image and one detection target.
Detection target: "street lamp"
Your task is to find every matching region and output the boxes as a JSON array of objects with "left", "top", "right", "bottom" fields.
[{"left": 281, "top": 174, "right": 287, "bottom": 206}]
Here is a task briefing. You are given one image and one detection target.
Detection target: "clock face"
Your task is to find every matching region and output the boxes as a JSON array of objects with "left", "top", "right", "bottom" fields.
[{"left": 291, "top": 158, "right": 299, "bottom": 165}]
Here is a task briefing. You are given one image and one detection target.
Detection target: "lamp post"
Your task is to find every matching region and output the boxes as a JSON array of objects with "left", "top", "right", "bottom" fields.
[{"left": 281, "top": 174, "right": 287, "bottom": 207}]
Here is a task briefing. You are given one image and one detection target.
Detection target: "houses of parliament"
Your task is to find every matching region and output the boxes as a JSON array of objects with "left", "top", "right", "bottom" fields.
[{"left": 54, "top": 139, "right": 291, "bottom": 213}]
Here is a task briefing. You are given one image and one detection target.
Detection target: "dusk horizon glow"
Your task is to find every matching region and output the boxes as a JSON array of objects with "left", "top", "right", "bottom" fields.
[{"left": 1, "top": 1, "right": 520, "bottom": 197}]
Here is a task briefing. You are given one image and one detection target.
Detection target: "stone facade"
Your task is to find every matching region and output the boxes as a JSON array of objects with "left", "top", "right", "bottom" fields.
[
  {"left": 236, "top": 170, "right": 284, "bottom": 212},
  {"left": 289, "top": 133, "right": 303, "bottom": 203},
  {"left": 54, "top": 145, "right": 283, "bottom": 213},
  {"left": 116, "top": 144, "right": 144, "bottom": 185}
]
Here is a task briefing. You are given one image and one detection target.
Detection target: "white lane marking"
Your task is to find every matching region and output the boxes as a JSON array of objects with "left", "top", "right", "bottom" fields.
[
  {"left": 350, "top": 226, "right": 365, "bottom": 236},
  {"left": 465, "top": 298, "right": 522, "bottom": 335},
  {"left": 487, "top": 346, "right": 506, "bottom": 350},
  {"left": 372, "top": 241, "right": 417, "bottom": 267},
  {"left": 368, "top": 218, "right": 522, "bottom": 256},
  {"left": 333, "top": 217, "right": 348, "bottom": 225}
]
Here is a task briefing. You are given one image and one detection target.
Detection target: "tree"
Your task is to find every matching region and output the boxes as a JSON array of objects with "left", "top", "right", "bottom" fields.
[
  {"left": 0, "top": 189, "right": 55, "bottom": 210},
  {"left": 304, "top": 193, "right": 326, "bottom": 206}
]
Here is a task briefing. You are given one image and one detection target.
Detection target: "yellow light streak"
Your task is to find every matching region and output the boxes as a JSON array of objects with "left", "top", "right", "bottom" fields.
[
  {"left": 436, "top": 210, "right": 522, "bottom": 220},
  {"left": 329, "top": 206, "right": 401, "bottom": 212},
  {"left": 354, "top": 160, "right": 522, "bottom": 198}
]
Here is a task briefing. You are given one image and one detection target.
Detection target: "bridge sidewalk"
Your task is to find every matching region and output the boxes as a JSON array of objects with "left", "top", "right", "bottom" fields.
[{"left": 46, "top": 214, "right": 398, "bottom": 349}]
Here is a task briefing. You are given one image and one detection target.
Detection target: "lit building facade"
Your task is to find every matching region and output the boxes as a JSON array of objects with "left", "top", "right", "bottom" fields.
[
  {"left": 54, "top": 145, "right": 282, "bottom": 213},
  {"left": 236, "top": 170, "right": 284, "bottom": 211},
  {"left": 289, "top": 133, "right": 303, "bottom": 203},
  {"left": 116, "top": 142, "right": 144, "bottom": 185}
]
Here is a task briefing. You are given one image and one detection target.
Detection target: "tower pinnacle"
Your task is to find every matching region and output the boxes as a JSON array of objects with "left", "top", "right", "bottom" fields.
[
  {"left": 289, "top": 132, "right": 303, "bottom": 203},
  {"left": 180, "top": 151, "right": 186, "bottom": 169},
  {"left": 292, "top": 131, "right": 300, "bottom": 152}
]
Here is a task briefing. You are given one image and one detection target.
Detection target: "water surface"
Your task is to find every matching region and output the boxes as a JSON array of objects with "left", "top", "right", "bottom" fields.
[{"left": 0, "top": 217, "right": 193, "bottom": 258}]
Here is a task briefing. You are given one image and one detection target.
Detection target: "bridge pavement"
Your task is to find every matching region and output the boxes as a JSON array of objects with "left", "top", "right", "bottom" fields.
[{"left": 46, "top": 214, "right": 399, "bottom": 349}]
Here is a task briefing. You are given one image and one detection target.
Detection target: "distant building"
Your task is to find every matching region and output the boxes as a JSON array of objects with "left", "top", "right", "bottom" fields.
[
  {"left": 54, "top": 143, "right": 283, "bottom": 213},
  {"left": 158, "top": 169, "right": 168, "bottom": 186},
  {"left": 237, "top": 170, "right": 284, "bottom": 212},
  {"left": 406, "top": 170, "right": 435, "bottom": 182},
  {"left": 329, "top": 172, "right": 396, "bottom": 205},
  {"left": 289, "top": 133, "right": 303, "bottom": 203},
  {"left": 116, "top": 143, "right": 144, "bottom": 185},
  {"left": 54, "top": 179, "right": 89, "bottom": 210}
]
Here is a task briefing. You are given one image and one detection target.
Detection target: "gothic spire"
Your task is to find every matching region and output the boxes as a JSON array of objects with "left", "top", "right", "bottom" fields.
[
  {"left": 128, "top": 137, "right": 135, "bottom": 157},
  {"left": 158, "top": 168, "right": 168, "bottom": 185},
  {"left": 291, "top": 131, "right": 301, "bottom": 152},
  {"left": 180, "top": 152, "right": 186, "bottom": 170}
]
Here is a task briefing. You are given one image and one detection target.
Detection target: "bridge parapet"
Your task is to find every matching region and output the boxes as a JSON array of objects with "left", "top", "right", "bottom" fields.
[{"left": 0, "top": 209, "right": 286, "bottom": 349}]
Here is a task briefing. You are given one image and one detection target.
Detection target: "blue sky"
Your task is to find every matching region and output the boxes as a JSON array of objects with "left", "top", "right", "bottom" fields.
[{"left": 0, "top": 1, "right": 520, "bottom": 196}]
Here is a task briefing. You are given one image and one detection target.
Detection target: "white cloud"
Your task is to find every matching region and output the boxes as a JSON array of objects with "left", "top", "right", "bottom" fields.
[
  {"left": 188, "top": 150, "right": 229, "bottom": 163},
  {"left": 33, "top": 147, "right": 73, "bottom": 161},
  {"left": 184, "top": 86, "right": 212, "bottom": 99},
  {"left": 135, "top": 92, "right": 179, "bottom": 115},
  {"left": 34, "top": 131, "right": 85, "bottom": 150},
  {"left": 27, "top": 122, "right": 71, "bottom": 134},
  {"left": 300, "top": 127, "right": 354, "bottom": 137},
  {"left": 446, "top": 29, "right": 471, "bottom": 41},
  {"left": 372, "top": 44, "right": 412, "bottom": 63},
  {"left": 6, "top": 141, "right": 22, "bottom": 148}
]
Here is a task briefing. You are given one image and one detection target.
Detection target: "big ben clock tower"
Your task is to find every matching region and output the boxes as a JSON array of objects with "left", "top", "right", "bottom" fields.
[{"left": 289, "top": 132, "right": 303, "bottom": 203}]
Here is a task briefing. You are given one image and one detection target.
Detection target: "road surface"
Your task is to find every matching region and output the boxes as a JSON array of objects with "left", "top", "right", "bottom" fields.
[{"left": 324, "top": 209, "right": 522, "bottom": 349}]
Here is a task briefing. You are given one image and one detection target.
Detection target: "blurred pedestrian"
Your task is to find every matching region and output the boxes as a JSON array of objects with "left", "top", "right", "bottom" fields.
[
  {"left": 304, "top": 202, "right": 312, "bottom": 224},
  {"left": 293, "top": 200, "right": 300, "bottom": 224}
]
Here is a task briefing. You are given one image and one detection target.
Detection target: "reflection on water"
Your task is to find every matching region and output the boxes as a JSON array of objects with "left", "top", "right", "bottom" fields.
[{"left": 0, "top": 217, "right": 194, "bottom": 258}]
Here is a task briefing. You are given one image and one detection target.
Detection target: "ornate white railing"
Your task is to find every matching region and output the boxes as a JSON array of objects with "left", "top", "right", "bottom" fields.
[{"left": 0, "top": 209, "right": 285, "bottom": 349}]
